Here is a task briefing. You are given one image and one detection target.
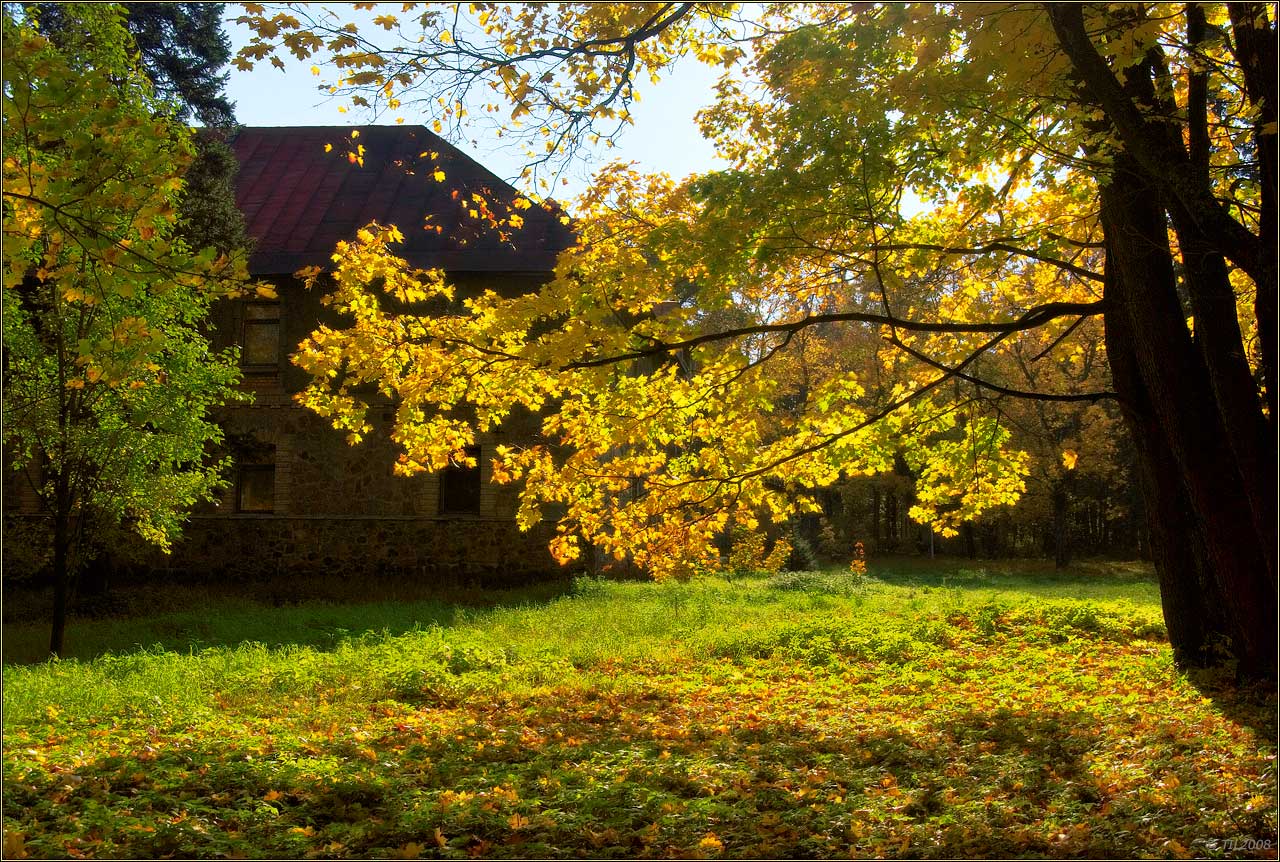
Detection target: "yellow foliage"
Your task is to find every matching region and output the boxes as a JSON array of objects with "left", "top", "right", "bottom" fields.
[{"left": 256, "top": 3, "right": 1266, "bottom": 579}]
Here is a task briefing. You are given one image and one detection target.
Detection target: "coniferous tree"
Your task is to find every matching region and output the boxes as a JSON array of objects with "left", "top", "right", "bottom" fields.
[{"left": 29, "top": 2, "right": 247, "bottom": 254}]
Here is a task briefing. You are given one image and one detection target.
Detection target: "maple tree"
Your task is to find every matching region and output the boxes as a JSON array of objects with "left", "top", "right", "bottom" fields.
[
  {"left": 237, "top": 3, "right": 1276, "bottom": 679},
  {"left": 2, "top": 4, "right": 254, "bottom": 657}
]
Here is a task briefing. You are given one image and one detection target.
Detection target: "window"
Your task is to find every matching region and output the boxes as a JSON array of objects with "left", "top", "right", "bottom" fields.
[
  {"left": 236, "top": 465, "right": 275, "bottom": 512},
  {"left": 241, "top": 302, "right": 280, "bottom": 368},
  {"left": 235, "top": 442, "right": 276, "bottom": 513},
  {"left": 439, "top": 445, "right": 481, "bottom": 514}
]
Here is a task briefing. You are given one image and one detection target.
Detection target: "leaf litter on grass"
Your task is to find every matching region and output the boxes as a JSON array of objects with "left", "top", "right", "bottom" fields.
[{"left": 3, "top": 571, "right": 1275, "bottom": 859}]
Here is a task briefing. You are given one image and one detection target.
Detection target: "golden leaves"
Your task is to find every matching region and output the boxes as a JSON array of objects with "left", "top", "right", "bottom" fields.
[
  {"left": 3, "top": 831, "right": 26, "bottom": 859},
  {"left": 697, "top": 833, "right": 725, "bottom": 855}
]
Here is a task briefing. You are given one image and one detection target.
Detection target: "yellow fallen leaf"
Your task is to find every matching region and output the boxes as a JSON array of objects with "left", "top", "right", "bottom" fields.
[{"left": 4, "top": 830, "right": 27, "bottom": 859}]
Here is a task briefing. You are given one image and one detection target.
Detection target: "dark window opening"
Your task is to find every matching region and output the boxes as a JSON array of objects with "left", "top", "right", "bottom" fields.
[
  {"left": 241, "top": 302, "right": 280, "bottom": 368},
  {"left": 439, "top": 445, "right": 481, "bottom": 514},
  {"left": 236, "top": 462, "right": 275, "bottom": 513}
]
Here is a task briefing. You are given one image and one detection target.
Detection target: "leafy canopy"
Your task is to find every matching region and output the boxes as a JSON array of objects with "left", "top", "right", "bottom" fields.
[
  {"left": 238, "top": 3, "right": 1268, "bottom": 577},
  {"left": 3, "top": 3, "right": 255, "bottom": 554}
]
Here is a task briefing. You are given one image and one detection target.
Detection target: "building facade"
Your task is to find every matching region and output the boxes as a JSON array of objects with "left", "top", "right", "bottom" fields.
[{"left": 6, "top": 125, "right": 576, "bottom": 585}]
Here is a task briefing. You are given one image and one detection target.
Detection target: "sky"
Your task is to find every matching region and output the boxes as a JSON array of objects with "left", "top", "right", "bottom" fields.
[{"left": 220, "top": 7, "right": 727, "bottom": 205}]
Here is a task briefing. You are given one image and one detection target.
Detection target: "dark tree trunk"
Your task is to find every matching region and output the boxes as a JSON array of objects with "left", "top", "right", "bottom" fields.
[
  {"left": 1168, "top": 206, "right": 1277, "bottom": 573},
  {"left": 1165, "top": 50, "right": 1276, "bottom": 574},
  {"left": 1047, "top": 3, "right": 1278, "bottom": 681},
  {"left": 49, "top": 499, "right": 70, "bottom": 659},
  {"left": 1100, "top": 154, "right": 1276, "bottom": 679},
  {"left": 1106, "top": 292, "right": 1226, "bottom": 665},
  {"left": 963, "top": 521, "right": 977, "bottom": 560},
  {"left": 80, "top": 552, "right": 112, "bottom": 597},
  {"left": 1051, "top": 484, "right": 1071, "bottom": 569},
  {"left": 980, "top": 521, "right": 1001, "bottom": 558},
  {"left": 1228, "top": 2, "right": 1278, "bottom": 427},
  {"left": 871, "top": 486, "right": 880, "bottom": 550}
]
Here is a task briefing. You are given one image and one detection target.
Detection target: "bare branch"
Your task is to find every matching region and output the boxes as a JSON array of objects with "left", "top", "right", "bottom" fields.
[{"left": 560, "top": 299, "right": 1106, "bottom": 370}]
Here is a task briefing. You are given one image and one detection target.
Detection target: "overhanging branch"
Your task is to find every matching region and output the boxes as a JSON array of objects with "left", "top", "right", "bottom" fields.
[{"left": 561, "top": 299, "right": 1106, "bottom": 370}]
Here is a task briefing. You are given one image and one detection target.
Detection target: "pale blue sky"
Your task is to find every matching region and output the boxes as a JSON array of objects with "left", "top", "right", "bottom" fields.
[{"left": 221, "top": 7, "right": 726, "bottom": 205}]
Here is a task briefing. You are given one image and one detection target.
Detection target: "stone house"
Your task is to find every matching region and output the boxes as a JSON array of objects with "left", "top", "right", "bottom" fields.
[
  {"left": 181, "top": 125, "right": 577, "bottom": 583},
  {"left": 4, "top": 125, "right": 575, "bottom": 586}
]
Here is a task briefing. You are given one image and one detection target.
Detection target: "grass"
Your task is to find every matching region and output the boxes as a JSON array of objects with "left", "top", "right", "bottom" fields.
[{"left": 3, "top": 560, "right": 1276, "bottom": 859}]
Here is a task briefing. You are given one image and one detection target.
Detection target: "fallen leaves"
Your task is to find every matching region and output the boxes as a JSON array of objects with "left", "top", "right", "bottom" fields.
[{"left": 2, "top": 576, "right": 1275, "bottom": 859}]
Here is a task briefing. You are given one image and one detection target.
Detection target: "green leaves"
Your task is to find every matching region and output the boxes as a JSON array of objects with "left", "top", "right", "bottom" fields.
[{"left": 2, "top": 4, "right": 250, "bottom": 557}]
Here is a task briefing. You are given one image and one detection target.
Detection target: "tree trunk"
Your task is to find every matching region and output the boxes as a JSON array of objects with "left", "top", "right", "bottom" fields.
[
  {"left": 1050, "top": 1, "right": 1277, "bottom": 680},
  {"left": 80, "top": 546, "right": 113, "bottom": 597},
  {"left": 871, "top": 486, "right": 880, "bottom": 551},
  {"left": 1167, "top": 189, "right": 1276, "bottom": 579},
  {"left": 1228, "top": 2, "right": 1278, "bottom": 428},
  {"left": 49, "top": 503, "right": 70, "bottom": 659},
  {"left": 1100, "top": 155, "right": 1277, "bottom": 679},
  {"left": 1106, "top": 294, "right": 1226, "bottom": 666},
  {"left": 1051, "top": 483, "right": 1071, "bottom": 569}
]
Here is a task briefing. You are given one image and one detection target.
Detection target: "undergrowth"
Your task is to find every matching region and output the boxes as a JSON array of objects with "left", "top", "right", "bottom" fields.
[{"left": 3, "top": 565, "right": 1275, "bottom": 859}]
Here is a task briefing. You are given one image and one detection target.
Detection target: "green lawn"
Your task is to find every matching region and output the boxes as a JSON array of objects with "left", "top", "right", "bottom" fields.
[{"left": 3, "top": 561, "right": 1275, "bottom": 858}]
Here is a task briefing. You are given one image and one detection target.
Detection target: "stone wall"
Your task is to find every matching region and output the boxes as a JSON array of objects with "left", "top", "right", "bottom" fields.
[
  {"left": 3, "top": 272, "right": 565, "bottom": 586},
  {"left": 140, "top": 514, "right": 563, "bottom": 584}
]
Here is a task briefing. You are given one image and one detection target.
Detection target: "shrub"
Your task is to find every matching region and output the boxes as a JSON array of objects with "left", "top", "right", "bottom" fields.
[{"left": 723, "top": 526, "right": 791, "bottom": 576}]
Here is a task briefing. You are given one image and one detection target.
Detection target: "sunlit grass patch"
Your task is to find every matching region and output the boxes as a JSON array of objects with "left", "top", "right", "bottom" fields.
[{"left": 3, "top": 565, "right": 1274, "bottom": 859}]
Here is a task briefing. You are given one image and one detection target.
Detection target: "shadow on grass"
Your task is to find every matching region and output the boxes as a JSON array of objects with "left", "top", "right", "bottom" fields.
[
  {"left": 6, "top": 687, "right": 1272, "bottom": 859},
  {"left": 1183, "top": 669, "right": 1279, "bottom": 741},
  {"left": 865, "top": 555, "right": 1158, "bottom": 590},
  {"left": 1, "top": 575, "right": 578, "bottom": 665}
]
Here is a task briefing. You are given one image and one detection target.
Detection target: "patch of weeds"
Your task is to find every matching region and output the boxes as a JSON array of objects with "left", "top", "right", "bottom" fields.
[
  {"left": 767, "top": 570, "right": 862, "bottom": 596},
  {"left": 702, "top": 617, "right": 927, "bottom": 666}
]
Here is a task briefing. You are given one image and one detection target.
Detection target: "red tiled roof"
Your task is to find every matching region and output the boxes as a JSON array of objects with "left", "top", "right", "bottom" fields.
[{"left": 230, "top": 126, "right": 574, "bottom": 276}]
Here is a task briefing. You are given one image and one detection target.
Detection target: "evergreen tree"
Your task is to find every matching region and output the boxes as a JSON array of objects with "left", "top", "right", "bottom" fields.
[
  {"left": 28, "top": 2, "right": 247, "bottom": 254},
  {"left": 122, "top": 2, "right": 236, "bottom": 128}
]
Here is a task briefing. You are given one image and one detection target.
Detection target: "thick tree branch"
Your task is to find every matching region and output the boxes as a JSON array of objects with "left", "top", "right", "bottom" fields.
[
  {"left": 869, "top": 240, "right": 1103, "bottom": 283},
  {"left": 888, "top": 330, "right": 1115, "bottom": 402},
  {"left": 560, "top": 299, "right": 1106, "bottom": 370},
  {"left": 1045, "top": 4, "right": 1266, "bottom": 288},
  {"left": 711, "top": 330, "right": 1017, "bottom": 486}
]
